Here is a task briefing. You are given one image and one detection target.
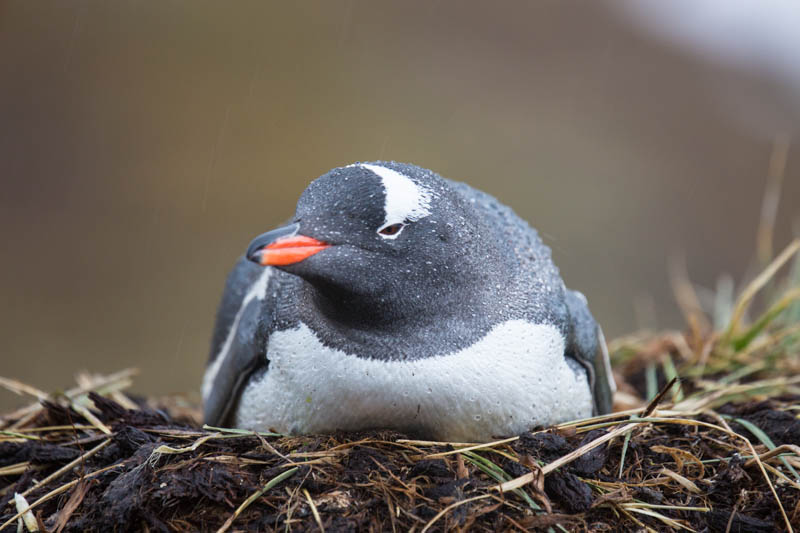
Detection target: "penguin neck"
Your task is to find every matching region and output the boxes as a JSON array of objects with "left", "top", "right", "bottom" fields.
[{"left": 301, "top": 275, "right": 493, "bottom": 331}]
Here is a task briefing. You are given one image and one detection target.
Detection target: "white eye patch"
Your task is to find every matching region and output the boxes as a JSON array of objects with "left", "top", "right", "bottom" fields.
[{"left": 358, "top": 163, "right": 433, "bottom": 239}]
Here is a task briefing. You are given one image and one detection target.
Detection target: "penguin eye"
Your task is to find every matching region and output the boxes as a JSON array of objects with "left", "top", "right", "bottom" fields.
[{"left": 378, "top": 223, "right": 405, "bottom": 238}]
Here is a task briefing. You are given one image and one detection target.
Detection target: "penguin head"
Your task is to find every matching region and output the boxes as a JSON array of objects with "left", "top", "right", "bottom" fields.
[{"left": 246, "top": 162, "right": 495, "bottom": 318}]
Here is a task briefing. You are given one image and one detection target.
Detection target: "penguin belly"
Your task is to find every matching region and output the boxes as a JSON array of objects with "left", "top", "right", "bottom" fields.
[{"left": 234, "top": 319, "right": 593, "bottom": 442}]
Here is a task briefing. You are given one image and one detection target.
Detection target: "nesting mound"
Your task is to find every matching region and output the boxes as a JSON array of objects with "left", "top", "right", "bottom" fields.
[
  {"left": 0, "top": 379, "right": 798, "bottom": 533},
  {"left": 1, "top": 372, "right": 798, "bottom": 533},
  {"left": 2, "top": 241, "right": 799, "bottom": 532}
]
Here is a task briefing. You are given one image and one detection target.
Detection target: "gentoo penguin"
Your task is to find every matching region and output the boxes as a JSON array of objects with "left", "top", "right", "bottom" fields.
[{"left": 202, "top": 162, "right": 615, "bottom": 442}]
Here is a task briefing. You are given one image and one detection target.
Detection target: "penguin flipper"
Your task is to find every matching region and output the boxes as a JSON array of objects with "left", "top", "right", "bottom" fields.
[
  {"left": 564, "top": 290, "right": 617, "bottom": 415},
  {"left": 202, "top": 259, "right": 272, "bottom": 427}
]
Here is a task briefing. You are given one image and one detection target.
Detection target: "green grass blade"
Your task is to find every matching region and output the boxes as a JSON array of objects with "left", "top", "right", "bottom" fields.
[
  {"left": 732, "top": 288, "right": 800, "bottom": 350},
  {"left": 645, "top": 364, "right": 658, "bottom": 401},
  {"left": 203, "top": 424, "right": 284, "bottom": 437},
  {"left": 618, "top": 415, "right": 639, "bottom": 478},
  {"left": 783, "top": 252, "right": 800, "bottom": 324},
  {"left": 661, "top": 356, "right": 683, "bottom": 402}
]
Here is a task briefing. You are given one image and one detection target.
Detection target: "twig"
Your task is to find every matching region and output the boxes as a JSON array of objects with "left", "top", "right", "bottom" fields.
[
  {"left": 303, "top": 488, "right": 325, "bottom": 532},
  {"left": 424, "top": 436, "right": 518, "bottom": 458},
  {"left": 420, "top": 494, "right": 493, "bottom": 533},
  {"left": 18, "top": 439, "right": 111, "bottom": 499},
  {"left": 744, "top": 444, "right": 800, "bottom": 469},
  {"left": 0, "top": 463, "right": 122, "bottom": 531}
]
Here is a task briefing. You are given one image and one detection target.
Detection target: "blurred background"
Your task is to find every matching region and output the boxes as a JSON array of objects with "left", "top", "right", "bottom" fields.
[{"left": 2, "top": 1, "right": 799, "bottom": 409}]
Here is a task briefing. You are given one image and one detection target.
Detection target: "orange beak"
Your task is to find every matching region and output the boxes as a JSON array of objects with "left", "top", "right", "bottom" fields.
[
  {"left": 246, "top": 224, "right": 330, "bottom": 266},
  {"left": 255, "top": 235, "right": 330, "bottom": 266}
]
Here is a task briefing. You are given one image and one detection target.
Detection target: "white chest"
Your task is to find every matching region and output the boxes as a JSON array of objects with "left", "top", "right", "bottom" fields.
[{"left": 234, "top": 319, "right": 593, "bottom": 442}]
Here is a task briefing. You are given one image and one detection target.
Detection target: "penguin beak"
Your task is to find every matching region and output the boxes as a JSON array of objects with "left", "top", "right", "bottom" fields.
[{"left": 245, "top": 223, "right": 330, "bottom": 266}]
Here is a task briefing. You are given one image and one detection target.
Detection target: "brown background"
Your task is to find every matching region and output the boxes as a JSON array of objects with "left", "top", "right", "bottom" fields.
[{"left": 1, "top": 1, "right": 798, "bottom": 409}]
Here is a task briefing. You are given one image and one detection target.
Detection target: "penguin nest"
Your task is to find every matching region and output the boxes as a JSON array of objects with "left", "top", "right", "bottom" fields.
[{"left": 2, "top": 241, "right": 800, "bottom": 532}]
